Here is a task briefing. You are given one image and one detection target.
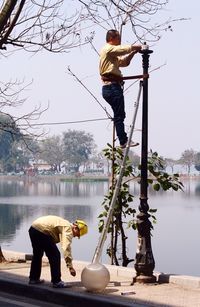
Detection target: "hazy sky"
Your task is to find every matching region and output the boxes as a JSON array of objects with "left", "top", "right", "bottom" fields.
[{"left": 1, "top": 0, "right": 199, "bottom": 160}]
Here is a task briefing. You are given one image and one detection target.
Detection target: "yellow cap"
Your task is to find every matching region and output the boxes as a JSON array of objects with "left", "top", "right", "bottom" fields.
[{"left": 75, "top": 220, "right": 88, "bottom": 237}]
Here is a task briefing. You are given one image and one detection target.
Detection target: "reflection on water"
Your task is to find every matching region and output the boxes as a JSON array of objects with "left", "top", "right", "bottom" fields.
[
  {"left": 0, "top": 177, "right": 200, "bottom": 277},
  {"left": 0, "top": 204, "right": 92, "bottom": 243},
  {"left": 195, "top": 183, "right": 200, "bottom": 196},
  {"left": 0, "top": 179, "right": 107, "bottom": 198}
]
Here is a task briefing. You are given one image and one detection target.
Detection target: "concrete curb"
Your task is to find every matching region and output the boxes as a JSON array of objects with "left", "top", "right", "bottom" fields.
[
  {"left": 0, "top": 277, "right": 135, "bottom": 307},
  {"left": 2, "top": 250, "right": 200, "bottom": 289}
]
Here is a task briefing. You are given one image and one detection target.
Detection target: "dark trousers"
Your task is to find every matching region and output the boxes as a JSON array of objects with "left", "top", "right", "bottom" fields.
[
  {"left": 29, "top": 226, "right": 61, "bottom": 283},
  {"left": 102, "top": 83, "right": 127, "bottom": 146}
]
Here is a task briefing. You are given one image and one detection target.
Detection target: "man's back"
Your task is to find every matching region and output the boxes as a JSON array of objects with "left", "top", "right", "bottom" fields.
[{"left": 99, "top": 43, "right": 133, "bottom": 77}]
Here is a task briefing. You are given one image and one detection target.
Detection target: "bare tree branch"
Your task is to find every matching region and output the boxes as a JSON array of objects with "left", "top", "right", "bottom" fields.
[
  {"left": 77, "top": 0, "right": 189, "bottom": 42},
  {"left": 0, "top": 78, "right": 31, "bottom": 108},
  {"left": 0, "top": 0, "right": 89, "bottom": 52}
]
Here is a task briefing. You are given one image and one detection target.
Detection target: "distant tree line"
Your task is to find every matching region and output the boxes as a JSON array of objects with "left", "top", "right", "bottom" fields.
[
  {"left": 165, "top": 149, "right": 200, "bottom": 175},
  {"left": 0, "top": 118, "right": 199, "bottom": 175},
  {"left": 0, "top": 122, "right": 97, "bottom": 174}
]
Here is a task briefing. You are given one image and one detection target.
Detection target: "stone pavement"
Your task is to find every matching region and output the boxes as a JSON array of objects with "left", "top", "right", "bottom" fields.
[{"left": 0, "top": 250, "right": 200, "bottom": 307}]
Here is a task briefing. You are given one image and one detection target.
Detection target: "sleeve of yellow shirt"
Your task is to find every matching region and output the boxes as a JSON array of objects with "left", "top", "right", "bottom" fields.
[
  {"left": 108, "top": 44, "right": 132, "bottom": 56},
  {"left": 58, "top": 226, "right": 73, "bottom": 268},
  {"left": 118, "top": 54, "right": 132, "bottom": 67}
]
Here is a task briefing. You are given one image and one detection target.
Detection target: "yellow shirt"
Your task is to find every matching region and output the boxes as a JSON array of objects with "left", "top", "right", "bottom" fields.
[
  {"left": 32, "top": 215, "right": 73, "bottom": 268},
  {"left": 99, "top": 43, "right": 133, "bottom": 77}
]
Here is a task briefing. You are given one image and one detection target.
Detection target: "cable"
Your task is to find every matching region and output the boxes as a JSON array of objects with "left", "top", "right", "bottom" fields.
[{"left": 18, "top": 117, "right": 111, "bottom": 127}]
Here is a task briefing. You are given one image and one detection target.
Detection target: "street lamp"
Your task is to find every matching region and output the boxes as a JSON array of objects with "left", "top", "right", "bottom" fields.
[{"left": 133, "top": 44, "right": 156, "bottom": 283}]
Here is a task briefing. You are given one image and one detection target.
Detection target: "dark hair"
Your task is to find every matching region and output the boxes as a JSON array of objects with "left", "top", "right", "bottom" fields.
[{"left": 106, "top": 29, "right": 120, "bottom": 42}]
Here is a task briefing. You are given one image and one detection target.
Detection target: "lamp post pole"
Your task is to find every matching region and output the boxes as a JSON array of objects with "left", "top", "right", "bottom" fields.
[{"left": 133, "top": 44, "right": 156, "bottom": 283}]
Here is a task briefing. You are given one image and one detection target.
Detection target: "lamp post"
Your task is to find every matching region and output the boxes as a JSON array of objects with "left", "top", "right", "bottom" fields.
[{"left": 133, "top": 44, "right": 156, "bottom": 283}]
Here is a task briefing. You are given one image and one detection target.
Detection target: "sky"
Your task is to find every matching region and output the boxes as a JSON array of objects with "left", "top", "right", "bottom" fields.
[{"left": 1, "top": 0, "right": 199, "bottom": 160}]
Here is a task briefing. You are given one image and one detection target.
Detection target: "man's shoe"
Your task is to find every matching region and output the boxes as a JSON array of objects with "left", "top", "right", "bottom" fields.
[
  {"left": 53, "top": 281, "right": 71, "bottom": 288},
  {"left": 29, "top": 279, "right": 45, "bottom": 285},
  {"left": 120, "top": 141, "right": 139, "bottom": 149}
]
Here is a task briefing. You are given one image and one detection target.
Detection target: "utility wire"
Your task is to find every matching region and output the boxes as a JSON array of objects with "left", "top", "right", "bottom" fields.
[
  {"left": 67, "top": 66, "right": 112, "bottom": 118},
  {"left": 18, "top": 63, "right": 164, "bottom": 129},
  {"left": 18, "top": 117, "right": 111, "bottom": 127},
  {"left": 18, "top": 64, "right": 164, "bottom": 128}
]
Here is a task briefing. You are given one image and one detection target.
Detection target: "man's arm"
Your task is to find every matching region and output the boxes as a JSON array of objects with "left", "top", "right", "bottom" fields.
[
  {"left": 59, "top": 226, "right": 76, "bottom": 276},
  {"left": 124, "top": 50, "right": 138, "bottom": 66},
  {"left": 119, "top": 45, "right": 141, "bottom": 67}
]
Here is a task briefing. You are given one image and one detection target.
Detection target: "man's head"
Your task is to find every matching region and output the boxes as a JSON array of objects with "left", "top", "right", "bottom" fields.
[
  {"left": 72, "top": 220, "right": 88, "bottom": 238},
  {"left": 106, "top": 29, "right": 121, "bottom": 45}
]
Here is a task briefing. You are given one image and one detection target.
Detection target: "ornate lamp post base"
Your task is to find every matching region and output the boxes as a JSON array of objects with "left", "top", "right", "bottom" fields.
[
  {"left": 133, "top": 274, "right": 156, "bottom": 284},
  {"left": 133, "top": 211, "right": 156, "bottom": 284}
]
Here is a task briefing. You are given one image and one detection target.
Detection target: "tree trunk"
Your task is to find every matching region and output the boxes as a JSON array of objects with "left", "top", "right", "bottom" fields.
[
  {"left": 0, "top": 246, "right": 6, "bottom": 262},
  {"left": 0, "top": 0, "right": 18, "bottom": 33}
]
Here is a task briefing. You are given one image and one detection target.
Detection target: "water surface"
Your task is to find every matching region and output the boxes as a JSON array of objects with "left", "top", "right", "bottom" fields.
[{"left": 0, "top": 177, "right": 199, "bottom": 277}]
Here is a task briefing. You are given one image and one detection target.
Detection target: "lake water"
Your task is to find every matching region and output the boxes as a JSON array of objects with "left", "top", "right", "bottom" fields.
[{"left": 0, "top": 177, "right": 200, "bottom": 277}]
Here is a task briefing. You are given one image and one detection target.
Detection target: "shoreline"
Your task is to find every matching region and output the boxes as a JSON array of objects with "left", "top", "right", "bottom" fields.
[
  {"left": 0, "top": 174, "right": 109, "bottom": 182},
  {"left": 0, "top": 173, "right": 199, "bottom": 182}
]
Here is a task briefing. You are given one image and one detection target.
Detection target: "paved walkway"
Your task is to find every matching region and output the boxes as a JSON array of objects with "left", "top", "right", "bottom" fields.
[{"left": 0, "top": 250, "right": 200, "bottom": 307}]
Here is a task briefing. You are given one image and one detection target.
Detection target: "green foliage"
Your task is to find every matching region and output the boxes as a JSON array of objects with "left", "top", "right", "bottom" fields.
[
  {"left": 148, "top": 208, "right": 157, "bottom": 224},
  {"left": 180, "top": 149, "right": 196, "bottom": 175},
  {"left": 0, "top": 113, "right": 20, "bottom": 160},
  {"left": 39, "top": 136, "right": 65, "bottom": 171},
  {"left": 98, "top": 145, "right": 183, "bottom": 267},
  {"left": 148, "top": 151, "right": 184, "bottom": 192},
  {"left": 62, "top": 129, "right": 95, "bottom": 172},
  {"left": 194, "top": 152, "right": 200, "bottom": 172},
  {"left": 1, "top": 141, "right": 29, "bottom": 173},
  {"left": 0, "top": 113, "right": 24, "bottom": 172},
  {"left": 0, "top": 130, "right": 13, "bottom": 160}
]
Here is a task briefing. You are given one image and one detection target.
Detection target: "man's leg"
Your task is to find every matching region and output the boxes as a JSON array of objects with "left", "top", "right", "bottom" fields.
[
  {"left": 29, "top": 226, "right": 61, "bottom": 284},
  {"left": 29, "top": 227, "right": 44, "bottom": 281},
  {"left": 44, "top": 241, "right": 61, "bottom": 284},
  {"left": 102, "top": 83, "right": 127, "bottom": 145}
]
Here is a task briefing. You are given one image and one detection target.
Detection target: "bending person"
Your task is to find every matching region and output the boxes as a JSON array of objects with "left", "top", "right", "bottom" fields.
[{"left": 28, "top": 215, "right": 88, "bottom": 288}]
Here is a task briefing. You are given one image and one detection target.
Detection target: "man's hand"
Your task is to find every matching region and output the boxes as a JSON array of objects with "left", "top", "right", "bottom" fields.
[
  {"left": 69, "top": 267, "right": 76, "bottom": 277},
  {"left": 131, "top": 45, "right": 142, "bottom": 52}
]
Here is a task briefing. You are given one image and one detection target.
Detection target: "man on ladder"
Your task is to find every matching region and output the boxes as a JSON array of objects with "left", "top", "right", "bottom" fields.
[{"left": 99, "top": 29, "right": 142, "bottom": 148}]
